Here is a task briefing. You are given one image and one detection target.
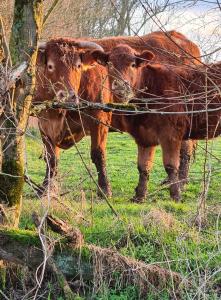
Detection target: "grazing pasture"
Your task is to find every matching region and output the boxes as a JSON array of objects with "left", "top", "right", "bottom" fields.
[
  {"left": 2, "top": 1, "right": 221, "bottom": 299},
  {"left": 20, "top": 128, "right": 221, "bottom": 299}
]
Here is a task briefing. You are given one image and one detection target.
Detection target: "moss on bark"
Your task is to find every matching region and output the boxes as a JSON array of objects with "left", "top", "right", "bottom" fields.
[
  {"left": 0, "top": 159, "right": 24, "bottom": 206},
  {"left": 10, "top": 0, "right": 43, "bottom": 63},
  {"left": 0, "top": 228, "right": 39, "bottom": 246},
  {"left": 0, "top": 229, "right": 183, "bottom": 297},
  {"left": 9, "top": 1, "right": 26, "bottom": 63}
]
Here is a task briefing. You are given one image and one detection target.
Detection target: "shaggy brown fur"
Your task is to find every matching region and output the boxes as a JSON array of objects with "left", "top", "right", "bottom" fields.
[
  {"left": 34, "top": 32, "right": 200, "bottom": 198},
  {"left": 124, "top": 58, "right": 221, "bottom": 200},
  {"left": 87, "top": 39, "right": 200, "bottom": 201},
  {"left": 137, "top": 62, "right": 221, "bottom": 138}
]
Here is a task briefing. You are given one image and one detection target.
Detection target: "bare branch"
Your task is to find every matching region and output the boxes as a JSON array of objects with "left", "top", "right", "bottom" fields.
[{"left": 43, "top": 0, "right": 60, "bottom": 25}]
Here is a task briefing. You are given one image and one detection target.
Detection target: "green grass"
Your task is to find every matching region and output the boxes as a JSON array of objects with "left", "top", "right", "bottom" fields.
[{"left": 21, "top": 128, "right": 221, "bottom": 299}]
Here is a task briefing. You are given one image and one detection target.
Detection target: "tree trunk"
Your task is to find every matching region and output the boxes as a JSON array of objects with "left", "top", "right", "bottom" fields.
[{"left": 0, "top": 0, "right": 43, "bottom": 227}]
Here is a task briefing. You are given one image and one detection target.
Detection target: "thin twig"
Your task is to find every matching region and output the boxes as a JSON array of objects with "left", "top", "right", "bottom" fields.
[{"left": 43, "top": 0, "right": 60, "bottom": 25}]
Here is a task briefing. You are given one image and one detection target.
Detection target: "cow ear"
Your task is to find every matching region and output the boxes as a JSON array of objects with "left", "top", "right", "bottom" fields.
[
  {"left": 81, "top": 50, "right": 109, "bottom": 67},
  {"left": 92, "top": 50, "right": 109, "bottom": 66},
  {"left": 135, "top": 50, "right": 155, "bottom": 67},
  {"left": 37, "top": 48, "right": 46, "bottom": 65}
]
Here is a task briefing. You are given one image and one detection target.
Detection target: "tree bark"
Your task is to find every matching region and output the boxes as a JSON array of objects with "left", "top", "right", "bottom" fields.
[
  {"left": 0, "top": 16, "right": 12, "bottom": 66},
  {"left": 0, "top": 0, "right": 43, "bottom": 227}
]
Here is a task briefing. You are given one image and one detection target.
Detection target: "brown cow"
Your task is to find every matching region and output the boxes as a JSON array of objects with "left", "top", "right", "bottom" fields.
[
  {"left": 35, "top": 39, "right": 104, "bottom": 103},
  {"left": 136, "top": 59, "right": 221, "bottom": 201},
  {"left": 86, "top": 40, "right": 200, "bottom": 201},
  {"left": 33, "top": 39, "right": 106, "bottom": 193},
  {"left": 95, "top": 46, "right": 221, "bottom": 201},
  {"left": 35, "top": 31, "right": 200, "bottom": 199}
]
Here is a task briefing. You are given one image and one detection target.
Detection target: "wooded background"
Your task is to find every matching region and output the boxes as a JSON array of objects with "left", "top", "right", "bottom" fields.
[{"left": 1, "top": 0, "right": 220, "bottom": 62}]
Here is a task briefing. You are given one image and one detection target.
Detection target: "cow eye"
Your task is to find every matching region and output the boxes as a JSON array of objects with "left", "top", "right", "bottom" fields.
[
  {"left": 48, "top": 64, "right": 54, "bottom": 71},
  {"left": 131, "top": 62, "right": 136, "bottom": 68},
  {"left": 77, "top": 63, "right": 81, "bottom": 69}
]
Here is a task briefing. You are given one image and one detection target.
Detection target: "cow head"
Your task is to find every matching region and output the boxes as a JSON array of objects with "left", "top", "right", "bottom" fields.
[
  {"left": 87, "top": 44, "right": 155, "bottom": 103},
  {"left": 35, "top": 39, "right": 103, "bottom": 103}
]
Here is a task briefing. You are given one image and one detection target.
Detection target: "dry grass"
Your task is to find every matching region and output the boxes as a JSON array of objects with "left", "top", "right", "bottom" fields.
[
  {"left": 90, "top": 244, "right": 183, "bottom": 298},
  {"left": 143, "top": 208, "right": 178, "bottom": 232}
]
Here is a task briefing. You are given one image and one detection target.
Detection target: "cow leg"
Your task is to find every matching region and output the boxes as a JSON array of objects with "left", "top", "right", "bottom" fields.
[
  {"left": 90, "top": 122, "right": 112, "bottom": 198},
  {"left": 132, "top": 145, "right": 156, "bottom": 203},
  {"left": 161, "top": 139, "right": 181, "bottom": 201},
  {"left": 40, "top": 136, "right": 60, "bottom": 196},
  {"left": 160, "top": 140, "right": 196, "bottom": 188},
  {"left": 179, "top": 140, "right": 196, "bottom": 190}
]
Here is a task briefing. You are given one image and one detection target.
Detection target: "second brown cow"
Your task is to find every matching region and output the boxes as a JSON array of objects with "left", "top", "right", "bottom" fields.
[{"left": 93, "top": 44, "right": 220, "bottom": 201}]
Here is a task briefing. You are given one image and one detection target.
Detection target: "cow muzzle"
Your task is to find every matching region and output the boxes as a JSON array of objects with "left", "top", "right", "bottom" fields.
[
  {"left": 56, "top": 90, "right": 79, "bottom": 104},
  {"left": 111, "top": 79, "right": 134, "bottom": 103}
]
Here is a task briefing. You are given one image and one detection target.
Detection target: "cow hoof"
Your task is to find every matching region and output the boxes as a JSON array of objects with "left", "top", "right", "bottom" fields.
[
  {"left": 97, "top": 186, "right": 112, "bottom": 198},
  {"left": 160, "top": 177, "right": 170, "bottom": 186},
  {"left": 33, "top": 186, "right": 45, "bottom": 198},
  {"left": 36, "top": 182, "right": 59, "bottom": 198},
  {"left": 105, "top": 190, "right": 112, "bottom": 198},
  {"left": 36, "top": 186, "right": 46, "bottom": 198},
  {"left": 36, "top": 185, "right": 52, "bottom": 198},
  {"left": 171, "top": 194, "right": 181, "bottom": 202},
  {"left": 130, "top": 196, "right": 145, "bottom": 203}
]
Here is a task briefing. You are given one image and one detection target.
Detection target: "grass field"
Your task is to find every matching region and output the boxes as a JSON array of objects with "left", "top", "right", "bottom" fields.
[{"left": 20, "top": 128, "right": 221, "bottom": 299}]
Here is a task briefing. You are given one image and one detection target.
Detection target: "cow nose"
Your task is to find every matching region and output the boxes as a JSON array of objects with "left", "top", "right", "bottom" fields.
[
  {"left": 112, "top": 79, "right": 130, "bottom": 91},
  {"left": 56, "top": 90, "right": 68, "bottom": 101},
  {"left": 56, "top": 90, "right": 79, "bottom": 104},
  {"left": 112, "top": 79, "right": 132, "bottom": 98},
  {"left": 68, "top": 91, "right": 79, "bottom": 104},
  {"left": 111, "top": 79, "right": 134, "bottom": 103},
  {"left": 112, "top": 80, "right": 120, "bottom": 90}
]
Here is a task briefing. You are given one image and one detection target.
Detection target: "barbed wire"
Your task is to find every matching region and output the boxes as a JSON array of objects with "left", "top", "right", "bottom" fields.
[{"left": 31, "top": 97, "right": 221, "bottom": 116}]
